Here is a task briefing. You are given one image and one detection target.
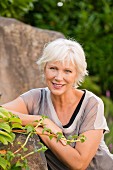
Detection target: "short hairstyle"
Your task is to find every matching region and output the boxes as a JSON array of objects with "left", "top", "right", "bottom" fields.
[{"left": 37, "top": 38, "right": 88, "bottom": 87}]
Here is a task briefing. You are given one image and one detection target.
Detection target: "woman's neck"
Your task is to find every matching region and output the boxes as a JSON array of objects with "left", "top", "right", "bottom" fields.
[
  {"left": 50, "top": 89, "right": 84, "bottom": 125},
  {"left": 50, "top": 88, "right": 82, "bottom": 111}
]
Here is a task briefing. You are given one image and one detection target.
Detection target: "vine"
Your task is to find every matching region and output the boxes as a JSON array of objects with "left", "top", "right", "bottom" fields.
[{"left": 0, "top": 107, "right": 86, "bottom": 170}]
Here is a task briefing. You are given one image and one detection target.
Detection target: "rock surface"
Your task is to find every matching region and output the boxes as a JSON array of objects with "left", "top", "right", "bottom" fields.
[
  {"left": 0, "top": 134, "right": 48, "bottom": 170},
  {"left": 0, "top": 17, "right": 64, "bottom": 104},
  {"left": 0, "top": 17, "right": 64, "bottom": 169}
]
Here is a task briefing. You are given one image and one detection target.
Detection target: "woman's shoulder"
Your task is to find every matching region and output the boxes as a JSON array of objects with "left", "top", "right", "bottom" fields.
[
  {"left": 84, "top": 89, "right": 104, "bottom": 104},
  {"left": 20, "top": 87, "right": 49, "bottom": 102},
  {"left": 21, "top": 87, "right": 49, "bottom": 95}
]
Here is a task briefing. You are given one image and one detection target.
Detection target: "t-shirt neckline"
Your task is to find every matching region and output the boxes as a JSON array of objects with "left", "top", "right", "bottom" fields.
[{"left": 47, "top": 89, "right": 86, "bottom": 129}]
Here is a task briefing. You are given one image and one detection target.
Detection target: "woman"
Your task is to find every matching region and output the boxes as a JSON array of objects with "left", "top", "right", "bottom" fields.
[{"left": 2, "top": 38, "right": 113, "bottom": 170}]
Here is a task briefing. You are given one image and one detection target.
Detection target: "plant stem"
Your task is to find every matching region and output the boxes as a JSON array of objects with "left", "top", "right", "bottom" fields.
[
  {"left": 21, "top": 151, "right": 35, "bottom": 160},
  {"left": 14, "top": 132, "right": 32, "bottom": 154}
]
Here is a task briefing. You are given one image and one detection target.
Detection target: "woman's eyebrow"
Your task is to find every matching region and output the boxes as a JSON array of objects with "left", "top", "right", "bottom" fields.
[{"left": 49, "top": 64, "right": 57, "bottom": 67}]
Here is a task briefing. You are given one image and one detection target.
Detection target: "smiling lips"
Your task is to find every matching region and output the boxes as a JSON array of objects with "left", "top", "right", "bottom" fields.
[{"left": 52, "top": 82, "right": 64, "bottom": 89}]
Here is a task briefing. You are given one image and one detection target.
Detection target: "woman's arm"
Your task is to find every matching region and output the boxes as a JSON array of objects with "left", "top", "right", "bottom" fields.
[
  {"left": 2, "top": 97, "right": 28, "bottom": 114},
  {"left": 2, "top": 97, "right": 39, "bottom": 125},
  {"left": 2, "top": 97, "right": 63, "bottom": 134},
  {"left": 38, "top": 128, "right": 103, "bottom": 170}
]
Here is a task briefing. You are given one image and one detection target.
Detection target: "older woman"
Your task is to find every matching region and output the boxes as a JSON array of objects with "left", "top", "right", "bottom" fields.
[{"left": 2, "top": 38, "right": 113, "bottom": 170}]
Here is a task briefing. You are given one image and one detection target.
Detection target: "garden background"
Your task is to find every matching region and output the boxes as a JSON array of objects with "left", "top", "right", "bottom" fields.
[{"left": 0, "top": 0, "right": 113, "bottom": 152}]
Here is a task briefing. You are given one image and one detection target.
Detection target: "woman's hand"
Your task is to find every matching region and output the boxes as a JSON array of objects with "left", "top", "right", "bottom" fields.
[
  {"left": 35, "top": 119, "right": 66, "bottom": 146},
  {"left": 42, "top": 118, "right": 62, "bottom": 134}
]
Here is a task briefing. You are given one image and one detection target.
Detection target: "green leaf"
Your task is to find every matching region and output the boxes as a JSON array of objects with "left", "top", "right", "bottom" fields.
[
  {"left": 15, "top": 161, "right": 23, "bottom": 167},
  {"left": 37, "top": 144, "right": 48, "bottom": 153},
  {"left": 25, "top": 124, "right": 34, "bottom": 133},
  {"left": 49, "top": 135, "right": 53, "bottom": 140},
  {"left": 66, "top": 141, "right": 71, "bottom": 145},
  {"left": 0, "top": 107, "right": 10, "bottom": 118},
  {"left": 11, "top": 164, "right": 22, "bottom": 170},
  {"left": 0, "top": 131, "right": 15, "bottom": 145},
  {"left": 17, "top": 141, "right": 21, "bottom": 145},
  {"left": 71, "top": 135, "right": 78, "bottom": 139},
  {"left": 41, "top": 145, "right": 48, "bottom": 152},
  {"left": 0, "top": 113, "right": 5, "bottom": 118},
  {"left": 42, "top": 127, "right": 51, "bottom": 134},
  {"left": 6, "top": 151, "right": 15, "bottom": 162},
  {"left": 38, "top": 142, "right": 48, "bottom": 152},
  {"left": 34, "top": 120, "right": 39, "bottom": 122},
  {"left": 56, "top": 132, "right": 64, "bottom": 142},
  {"left": 12, "top": 123, "right": 23, "bottom": 129},
  {"left": 56, "top": 135, "right": 62, "bottom": 142},
  {"left": 79, "top": 135, "right": 87, "bottom": 143},
  {"left": 9, "top": 132, "right": 15, "bottom": 141},
  {"left": 9, "top": 117, "right": 22, "bottom": 124},
  {"left": 0, "top": 156, "right": 8, "bottom": 169},
  {"left": 23, "top": 147, "right": 28, "bottom": 152},
  {"left": 41, "top": 115, "right": 48, "bottom": 120},
  {"left": 0, "top": 134, "right": 14, "bottom": 144},
  {"left": 0, "top": 130, "right": 12, "bottom": 139},
  {"left": 16, "top": 153, "right": 21, "bottom": 157},
  {"left": 0, "top": 135, "right": 8, "bottom": 145},
  {"left": 8, "top": 111, "right": 14, "bottom": 117},
  {"left": 0, "top": 122, "right": 11, "bottom": 133}
]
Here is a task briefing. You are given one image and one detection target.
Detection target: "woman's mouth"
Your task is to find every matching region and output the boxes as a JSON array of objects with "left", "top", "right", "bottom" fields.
[{"left": 52, "top": 83, "right": 64, "bottom": 89}]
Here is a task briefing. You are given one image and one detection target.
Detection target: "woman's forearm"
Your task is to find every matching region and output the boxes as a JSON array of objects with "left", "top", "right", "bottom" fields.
[
  {"left": 2, "top": 108, "right": 63, "bottom": 135},
  {"left": 39, "top": 133, "right": 83, "bottom": 170},
  {"left": 11, "top": 110, "right": 42, "bottom": 126}
]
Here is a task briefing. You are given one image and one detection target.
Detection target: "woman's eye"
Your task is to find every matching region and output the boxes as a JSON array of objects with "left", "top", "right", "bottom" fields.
[
  {"left": 50, "top": 67, "right": 56, "bottom": 70},
  {"left": 65, "top": 70, "right": 72, "bottom": 73}
]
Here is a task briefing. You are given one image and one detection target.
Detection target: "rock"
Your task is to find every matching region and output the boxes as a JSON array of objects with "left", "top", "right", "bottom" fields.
[{"left": 0, "top": 17, "right": 64, "bottom": 104}]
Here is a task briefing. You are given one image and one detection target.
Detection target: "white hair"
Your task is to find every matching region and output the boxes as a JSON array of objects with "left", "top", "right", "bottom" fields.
[{"left": 37, "top": 38, "right": 88, "bottom": 87}]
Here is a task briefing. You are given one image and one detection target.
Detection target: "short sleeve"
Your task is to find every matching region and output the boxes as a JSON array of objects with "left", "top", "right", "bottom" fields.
[
  {"left": 20, "top": 89, "right": 41, "bottom": 115},
  {"left": 79, "top": 96, "right": 109, "bottom": 134}
]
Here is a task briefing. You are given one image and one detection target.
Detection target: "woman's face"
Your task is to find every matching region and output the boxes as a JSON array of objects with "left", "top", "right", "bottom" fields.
[{"left": 44, "top": 60, "right": 77, "bottom": 96}]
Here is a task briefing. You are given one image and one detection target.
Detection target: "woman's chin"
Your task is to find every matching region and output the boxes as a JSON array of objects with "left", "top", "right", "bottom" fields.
[{"left": 50, "top": 88, "right": 65, "bottom": 96}]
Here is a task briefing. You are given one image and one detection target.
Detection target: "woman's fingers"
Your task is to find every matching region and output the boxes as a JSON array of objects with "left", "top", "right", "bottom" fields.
[
  {"left": 60, "top": 139, "right": 67, "bottom": 146},
  {"left": 35, "top": 127, "right": 67, "bottom": 146}
]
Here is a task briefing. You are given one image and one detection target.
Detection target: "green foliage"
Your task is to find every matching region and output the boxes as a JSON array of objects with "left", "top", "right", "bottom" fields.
[
  {"left": 22, "top": 0, "right": 113, "bottom": 99},
  {"left": 66, "top": 134, "right": 86, "bottom": 145},
  {"left": 0, "top": 0, "right": 35, "bottom": 19},
  {"left": 0, "top": 107, "right": 48, "bottom": 170},
  {"left": 0, "top": 107, "right": 20, "bottom": 145},
  {"left": 80, "top": 76, "right": 102, "bottom": 96},
  {"left": 101, "top": 96, "right": 113, "bottom": 118},
  {"left": 105, "top": 123, "right": 113, "bottom": 153}
]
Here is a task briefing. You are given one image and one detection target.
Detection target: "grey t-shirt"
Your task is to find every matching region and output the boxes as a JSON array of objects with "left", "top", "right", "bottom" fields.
[{"left": 20, "top": 87, "right": 113, "bottom": 170}]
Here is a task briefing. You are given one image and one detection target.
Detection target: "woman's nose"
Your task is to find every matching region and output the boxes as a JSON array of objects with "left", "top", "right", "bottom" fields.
[{"left": 54, "top": 71, "right": 63, "bottom": 81}]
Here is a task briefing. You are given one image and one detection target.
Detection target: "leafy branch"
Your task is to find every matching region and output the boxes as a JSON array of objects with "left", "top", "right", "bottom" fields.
[{"left": 0, "top": 107, "right": 86, "bottom": 170}]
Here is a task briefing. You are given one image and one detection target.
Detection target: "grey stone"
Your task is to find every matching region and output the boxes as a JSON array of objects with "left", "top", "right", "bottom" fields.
[
  {"left": 0, "top": 17, "right": 64, "bottom": 104},
  {"left": 0, "top": 16, "right": 64, "bottom": 169}
]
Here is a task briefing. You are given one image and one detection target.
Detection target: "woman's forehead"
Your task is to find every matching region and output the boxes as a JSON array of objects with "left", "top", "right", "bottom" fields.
[{"left": 47, "top": 60, "right": 76, "bottom": 68}]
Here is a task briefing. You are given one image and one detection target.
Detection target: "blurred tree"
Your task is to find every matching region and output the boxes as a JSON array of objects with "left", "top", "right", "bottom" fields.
[
  {"left": 0, "top": 0, "right": 35, "bottom": 19},
  {"left": 23, "top": 0, "right": 113, "bottom": 99}
]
